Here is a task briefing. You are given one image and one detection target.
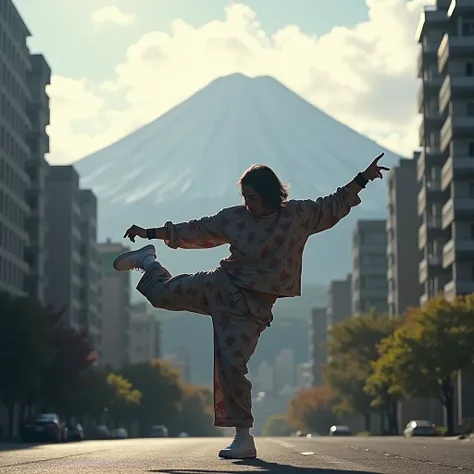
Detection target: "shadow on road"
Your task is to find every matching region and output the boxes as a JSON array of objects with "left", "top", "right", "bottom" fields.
[{"left": 151, "top": 458, "right": 380, "bottom": 473}]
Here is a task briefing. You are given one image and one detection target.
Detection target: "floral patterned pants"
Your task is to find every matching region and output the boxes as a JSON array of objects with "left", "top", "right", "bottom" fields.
[{"left": 137, "top": 262, "right": 274, "bottom": 428}]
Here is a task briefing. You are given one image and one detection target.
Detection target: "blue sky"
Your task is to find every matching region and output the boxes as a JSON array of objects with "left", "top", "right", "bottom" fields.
[{"left": 11, "top": 0, "right": 430, "bottom": 164}]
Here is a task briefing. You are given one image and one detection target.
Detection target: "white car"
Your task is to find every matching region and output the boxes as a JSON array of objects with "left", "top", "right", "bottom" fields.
[
  {"left": 329, "top": 425, "right": 352, "bottom": 436},
  {"left": 403, "top": 420, "right": 437, "bottom": 437}
]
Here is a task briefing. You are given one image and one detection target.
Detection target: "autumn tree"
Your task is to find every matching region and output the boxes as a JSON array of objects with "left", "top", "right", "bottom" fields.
[
  {"left": 324, "top": 311, "right": 401, "bottom": 431},
  {"left": 120, "top": 360, "right": 183, "bottom": 436},
  {"left": 370, "top": 296, "right": 474, "bottom": 435},
  {"left": 37, "top": 306, "right": 96, "bottom": 415},
  {"left": 170, "top": 384, "right": 219, "bottom": 437},
  {"left": 0, "top": 293, "right": 52, "bottom": 436},
  {"left": 287, "top": 386, "right": 338, "bottom": 434}
]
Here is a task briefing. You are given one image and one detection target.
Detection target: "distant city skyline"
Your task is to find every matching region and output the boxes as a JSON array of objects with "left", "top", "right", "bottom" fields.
[{"left": 13, "top": 0, "right": 435, "bottom": 165}]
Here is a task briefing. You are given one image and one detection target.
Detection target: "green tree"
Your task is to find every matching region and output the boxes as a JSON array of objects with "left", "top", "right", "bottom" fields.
[
  {"left": 371, "top": 296, "right": 474, "bottom": 435},
  {"left": 365, "top": 335, "right": 402, "bottom": 434},
  {"left": 106, "top": 373, "right": 142, "bottom": 424},
  {"left": 324, "top": 310, "right": 401, "bottom": 432},
  {"left": 0, "top": 292, "right": 52, "bottom": 436},
  {"left": 67, "top": 368, "right": 141, "bottom": 426},
  {"left": 120, "top": 360, "right": 183, "bottom": 436},
  {"left": 287, "top": 386, "right": 338, "bottom": 434},
  {"left": 170, "top": 384, "right": 219, "bottom": 437},
  {"left": 262, "top": 415, "right": 293, "bottom": 436}
]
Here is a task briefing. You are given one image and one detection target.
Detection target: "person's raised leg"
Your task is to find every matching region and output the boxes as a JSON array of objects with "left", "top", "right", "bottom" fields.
[{"left": 113, "top": 244, "right": 211, "bottom": 314}]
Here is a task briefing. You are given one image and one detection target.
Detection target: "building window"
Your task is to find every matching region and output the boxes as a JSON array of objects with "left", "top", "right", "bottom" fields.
[
  {"left": 470, "top": 184, "right": 474, "bottom": 198},
  {"left": 468, "top": 103, "right": 474, "bottom": 117},
  {"left": 470, "top": 224, "right": 474, "bottom": 239},
  {"left": 462, "top": 22, "right": 474, "bottom": 36},
  {"left": 469, "top": 142, "right": 474, "bottom": 157},
  {"left": 467, "top": 63, "right": 474, "bottom": 77}
]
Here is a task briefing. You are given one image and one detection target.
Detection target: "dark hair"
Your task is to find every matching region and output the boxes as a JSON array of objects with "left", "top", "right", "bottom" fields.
[{"left": 238, "top": 164, "right": 289, "bottom": 211}]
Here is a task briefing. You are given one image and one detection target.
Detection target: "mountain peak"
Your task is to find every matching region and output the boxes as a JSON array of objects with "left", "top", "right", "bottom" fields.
[{"left": 75, "top": 74, "right": 400, "bottom": 283}]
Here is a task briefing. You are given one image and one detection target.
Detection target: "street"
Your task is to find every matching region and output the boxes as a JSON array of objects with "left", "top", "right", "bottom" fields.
[{"left": 0, "top": 436, "right": 473, "bottom": 473}]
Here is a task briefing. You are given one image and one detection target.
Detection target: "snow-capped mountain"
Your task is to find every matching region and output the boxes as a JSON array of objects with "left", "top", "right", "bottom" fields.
[{"left": 75, "top": 73, "right": 402, "bottom": 285}]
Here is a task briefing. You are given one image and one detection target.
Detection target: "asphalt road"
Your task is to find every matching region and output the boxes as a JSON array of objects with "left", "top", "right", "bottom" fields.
[{"left": 0, "top": 436, "right": 472, "bottom": 473}]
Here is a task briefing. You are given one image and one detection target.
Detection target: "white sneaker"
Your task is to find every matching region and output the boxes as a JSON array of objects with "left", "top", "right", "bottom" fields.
[
  {"left": 112, "top": 244, "right": 156, "bottom": 272},
  {"left": 218, "top": 433, "right": 257, "bottom": 459}
]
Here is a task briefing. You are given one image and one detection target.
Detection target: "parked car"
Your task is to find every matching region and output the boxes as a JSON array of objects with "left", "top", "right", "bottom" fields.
[
  {"left": 403, "top": 420, "right": 437, "bottom": 437},
  {"left": 150, "top": 425, "right": 169, "bottom": 437},
  {"left": 22, "top": 413, "right": 68, "bottom": 443},
  {"left": 67, "top": 422, "right": 84, "bottom": 442},
  {"left": 93, "top": 425, "right": 110, "bottom": 440},
  {"left": 329, "top": 425, "right": 352, "bottom": 436},
  {"left": 111, "top": 428, "right": 128, "bottom": 439}
]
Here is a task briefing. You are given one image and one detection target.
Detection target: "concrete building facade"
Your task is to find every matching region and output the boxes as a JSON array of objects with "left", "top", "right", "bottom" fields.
[
  {"left": 327, "top": 274, "right": 352, "bottom": 331},
  {"left": 45, "top": 167, "right": 101, "bottom": 347},
  {"left": 387, "top": 156, "right": 422, "bottom": 317},
  {"left": 352, "top": 220, "right": 388, "bottom": 316},
  {"left": 98, "top": 241, "right": 131, "bottom": 369},
  {"left": 0, "top": 1, "right": 32, "bottom": 297},
  {"left": 24, "top": 54, "right": 50, "bottom": 304},
  {"left": 130, "top": 302, "right": 156, "bottom": 364},
  {"left": 416, "top": 0, "right": 474, "bottom": 423},
  {"left": 416, "top": 0, "right": 474, "bottom": 304},
  {"left": 309, "top": 307, "right": 327, "bottom": 386}
]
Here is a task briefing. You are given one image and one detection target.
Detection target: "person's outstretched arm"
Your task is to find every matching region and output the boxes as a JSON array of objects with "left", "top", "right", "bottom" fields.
[
  {"left": 300, "top": 153, "right": 389, "bottom": 235},
  {"left": 123, "top": 209, "right": 230, "bottom": 249}
]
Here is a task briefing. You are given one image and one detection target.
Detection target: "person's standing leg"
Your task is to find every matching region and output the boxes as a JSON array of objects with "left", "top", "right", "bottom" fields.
[{"left": 207, "top": 277, "right": 273, "bottom": 459}]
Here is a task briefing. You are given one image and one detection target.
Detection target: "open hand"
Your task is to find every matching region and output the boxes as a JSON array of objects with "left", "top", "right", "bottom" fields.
[
  {"left": 123, "top": 225, "right": 146, "bottom": 242},
  {"left": 363, "top": 153, "right": 390, "bottom": 181}
]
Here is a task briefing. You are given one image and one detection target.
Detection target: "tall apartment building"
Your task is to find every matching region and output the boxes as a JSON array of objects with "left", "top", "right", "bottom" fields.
[
  {"left": 0, "top": 2, "right": 31, "bottom": 296},
  {"left": 164, "top": 348, "right": 190, "bottom": 384},
  {"left": 417, "top": 0, "right": 474, "bottom": 424},
  {"left": 309, "top": 307, "right": 327, "bottom": 386},
  {"left": 387, "top": 155, "right": 444, "bottom": 429},
  {"left": 130, "top": 302, "right": 156, "bottom": 364},
  {"left": 98, "top": 241, "right": 131, "bottom": 369},
  {"left": 352, "top": 220, "right": 388, "bottom": 315},
  {"left": 327, "top": 274, "right": 352, "bottom": 331},
  {"left": 416, "top": 0, "right": 474, "bottom": 304},
  {"left": 45, "top": 167, "right": 101, "bottom": 347},
  {"left": 24, "top": 55, "right": 51, "bottom": 304},
  {"left": 387, "top": 156, "right": 421, "bottom": 317}
]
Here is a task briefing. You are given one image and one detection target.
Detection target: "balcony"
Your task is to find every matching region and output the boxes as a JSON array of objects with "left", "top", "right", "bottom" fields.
[
  {"left": 443, "top": 238, "right": 474, "bottom": 268},
  {"left": 419, "top": 258, "right": 428, "bottom": 283},
  {"left": 441, "top": 155, "right": 474, "bottom": 191},
  {"left": 420, "top": 252, "right": 444, "bottom": 281},
  {"left": 418, "top": 180, "right": 442, "bottom": 214},
  {"left": 439, "top": 76, "right": 474, "bottom": 113},
  {"left": 442, "top": 197, "right": 474, "bottom": 229},
  {"left": 418, "top": 187, "right": 426, "bottom": 215},
  {"left": 417, "top": 147, "right": 445, "bottom": 181},
  {"left": 438, "top": 34, "right": 474, "bottom": 72},
  {"left": 444, "top": 279, "right": 474, "bottom": 301},
  {"left": 448, "top": 0, "right": 474, "bottom": 17},
  {"left": 442, "top": 198, "right": 454, "bottom": 229},
  {"left": 443, "top": 239, "right": 455, "bottom": 268},
  {"left": 419, "top": 222, "right": 427, "bottom": 249},
  {"left": 440, "top": 116, "right": 474, "bottom": 153}
]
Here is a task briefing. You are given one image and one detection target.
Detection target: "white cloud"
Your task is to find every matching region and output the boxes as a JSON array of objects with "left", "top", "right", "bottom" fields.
[
  {"left": 47, "top": 0, "right": 436, "bottom": 165},
  {"left": 90, "top": 6, "right": 136, "bottom": 27}
]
